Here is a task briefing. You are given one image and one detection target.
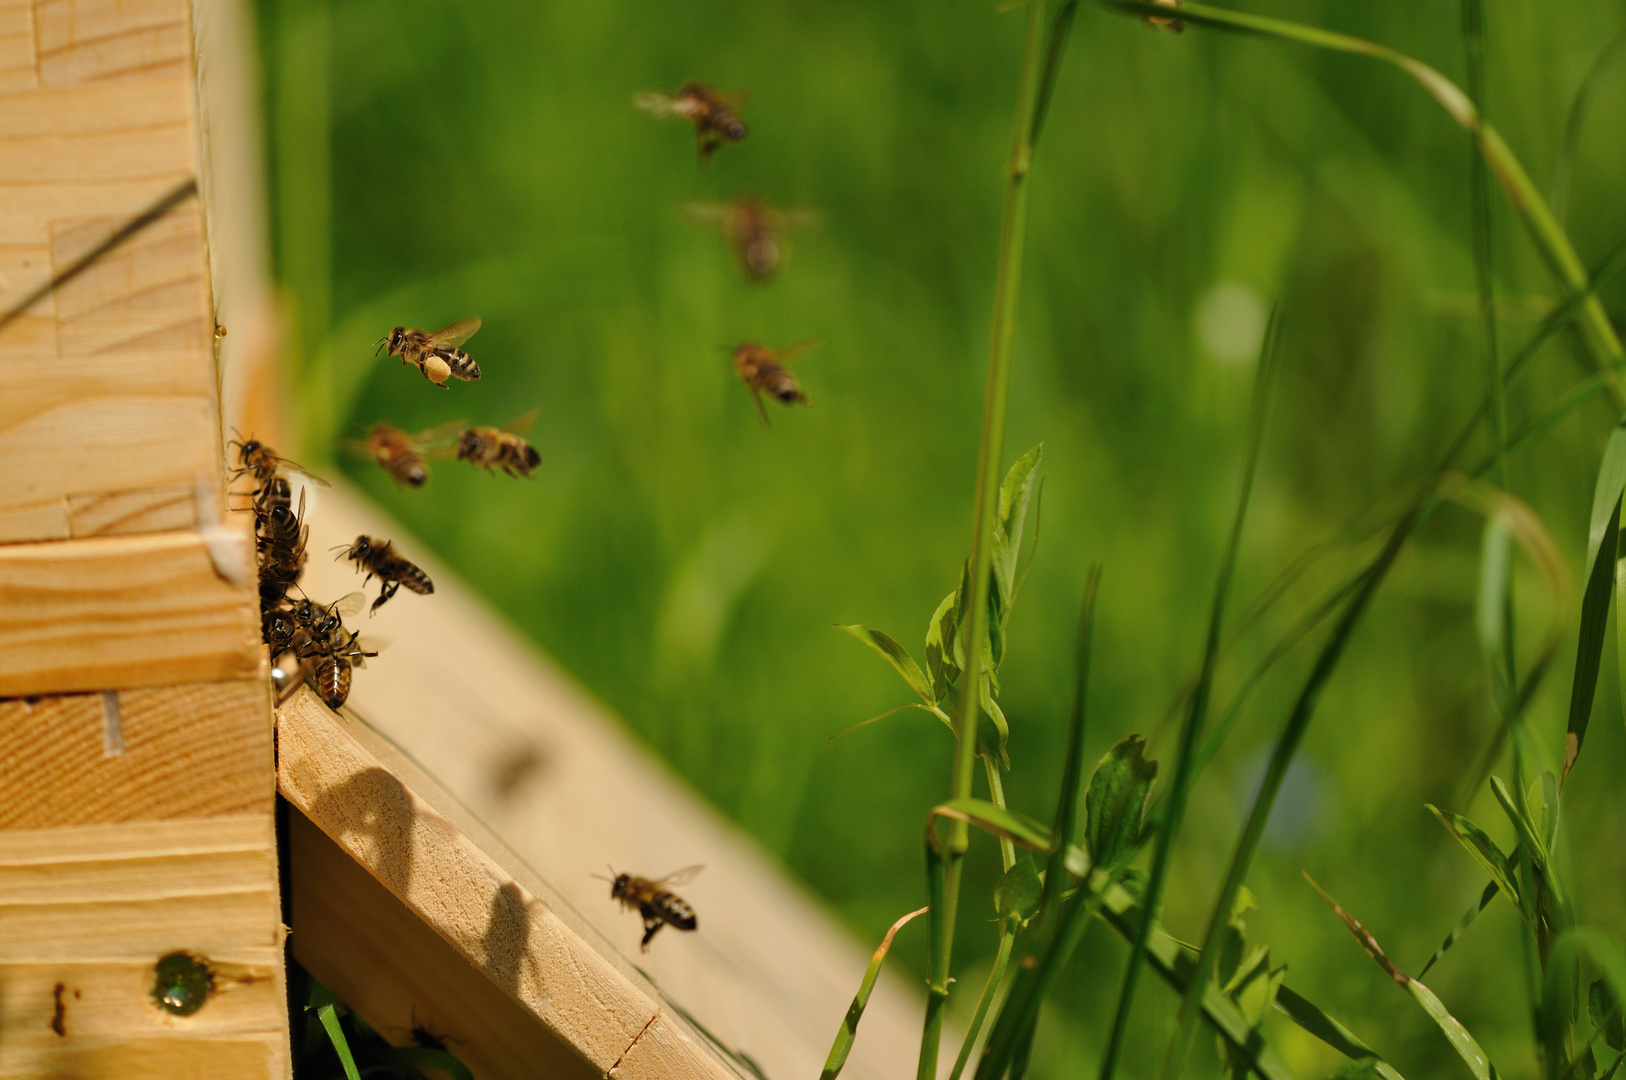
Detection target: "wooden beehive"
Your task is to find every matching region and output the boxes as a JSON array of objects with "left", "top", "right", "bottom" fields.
[
  {"left": 0, "top": 0, "right": 286, "bottom": 1076},
  {"left": 0, "top": 1, "right": 930, "bottom": 1077}
]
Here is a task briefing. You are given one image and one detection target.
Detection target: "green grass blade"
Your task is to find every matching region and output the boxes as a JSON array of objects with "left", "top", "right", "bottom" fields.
[
  {"left": 1043, "top": 567, "right": 1102, "bottom": 917},
  {"left": 1096, "top": 0, "right": 1626, "bottom": 405},
  {"left": 1029, "top": 0, "right": 1080, "bottom": 145},
  {"left": 1305, "top": 874, "right": 1499, "bottom": 1080},
  {"left": 949, "top": 922, "right": 1018, "bottom": 1080},
  {"left": 1553, "top": 21, "right": 1626, "bottom": 225},
  {"left": 837, "top": 624, "right": 935, "bottom": 703},
  {"left": 1272, "top": 987, "right": 1406, "bottom": 1080},
  {"left": 315, "top": 1003, "right": 362, "bottom": 1080},
  {"left": 921, "top": 821, "right": 954, "bottom": 1080},
  {"left": 1542, "top": 931, "right": 1626, "bottom": 1080},
  {"left": 1102, "top": 307, "right": 1278, "bottom": 1080},
  {"left": 822, "top": 906, "right": 929, "bottom": 1080},
  {"left": 1417, "top": 875, "right": 1512, "bottom": 982},
  {"left": 1565, "top": 422, "right": 1626, "bottom": 782},
  {"left": 1426, "top": 806, "right": 1525, "bottom": 920},
  {"left": 1157, "top": 309, "right": 1281, "bottom": 1079}
]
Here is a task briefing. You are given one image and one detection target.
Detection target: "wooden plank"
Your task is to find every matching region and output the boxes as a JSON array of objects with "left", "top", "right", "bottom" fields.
[
  {"left": 0, "top": 680, "right": 273, "bottom": 829},
  {"left": 0, "top": 522, "right": 262, "bottom": 697},
  {"left": 279, "top": 686, "right": 744, "bottom": 1079},
  {"left": 289, "top": 810, "right": 601, "bottom": 1080},
  {"left": 0, "top": 816, "right": 287, "bottom": 1078},
  {"left": 0, "top": 0, "right": 217, "bottom": 545}
]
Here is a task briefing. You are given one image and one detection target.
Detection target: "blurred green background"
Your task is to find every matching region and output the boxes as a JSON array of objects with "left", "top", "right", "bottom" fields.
[{"left": 258, "top": 1, "right": 1626, "bottom": 1075}]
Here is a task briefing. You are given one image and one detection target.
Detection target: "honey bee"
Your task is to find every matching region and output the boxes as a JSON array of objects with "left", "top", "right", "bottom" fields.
[
  {"left": 255, "top": 486, "right": 307, "bottom": 612},
  {"left": 298, "top": 627, "right": 377, "bottom": 710},
  {"left": 731, "top": 339, "right": 820, "bottom": 425},
  {"left": 684, "top": 199, "right": 816, "bottom": 281},
  {"left": 634, "top": 82, "right": 748, "bottom": 164},
  {"left": 596, "top": 865, "right": 702, "bottom": 951},
  {"left": 345, "top": 421, "right": 464, "bottom": 488},
  {"left": 455, "top": 408, "right": 541, "bottom": 478},
  {"left": 1142, "top": 0, "right": 1184, "bottom": 31},
  {"left": 228, "top": 434, "right": 329, "bottom": 492},
  {"left": 374, "top": 318, "right": 483, "bottom": 388},
  {"left": 335, "top": 535, "right": 434, "bottom": 614}
]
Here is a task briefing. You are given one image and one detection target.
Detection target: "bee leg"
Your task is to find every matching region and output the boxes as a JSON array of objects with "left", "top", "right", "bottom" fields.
[
  {"left": 371, "top": 581, "right": 399, "bottom": 615},
  {"left": 640, "top": 915, "right": 664, "bottom": 952},
  {"left": 750, "top": 390, "right": 770, "bottom": 428}
]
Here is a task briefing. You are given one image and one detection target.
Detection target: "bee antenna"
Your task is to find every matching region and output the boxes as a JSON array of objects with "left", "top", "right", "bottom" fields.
[
  {"left": 371, "top": 335, "right": 389, "bottom": 356},
  {"left": 329, "top": 543, "right": 351, "bottom": 558}
]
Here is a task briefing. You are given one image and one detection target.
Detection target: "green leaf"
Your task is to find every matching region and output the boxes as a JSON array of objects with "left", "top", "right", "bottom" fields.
[
  {"left": 1426, "top": 805, "right": 1525, "bottom": 919},
  {"left": 979, "top": 675, "right": 1011, "bottom": 767},
  {"left": 819, "top": 906, "right": 927, "bottom": 1080},
  {"left": 1567, "top": 421, "right": 1626, "bottom": 782},
  {"left": 388, "top": 1046, "right": 476, "bottom": 1080},
  {"left": 995, "top": 856, "right": 1043, "bottom": 923},
  {"left": 315, "top": 1003, "right": 362, "bottom": 1080},
  {"left": 1084, "top": 735, "right": 1158, "bottom": 868},
  {"left": 924, "top": 590, "right": 962, "bottom": 702},
  {"left": 991, "top": 443, "right": 1044, "bottom": 628},
  {"left": 1328, "top": 1062, "right": 1385, "bottom": 1080},
  {"left": 1489, "top": 775, "right": 1553, "bottom": 874},
  {"left": 932, "top": 797, "right": 1050, "bottom": 850},
  {"left": 836, "top": 624, "right": 934, "bottom": 703},
  {"left": 1593, "top": 979, "right": 1626, "bottom": 1053}
]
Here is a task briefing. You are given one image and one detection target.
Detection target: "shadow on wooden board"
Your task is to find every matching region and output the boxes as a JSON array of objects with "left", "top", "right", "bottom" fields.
[{"left": 288, "top": 809, "right": 600, "bottom": 1080}]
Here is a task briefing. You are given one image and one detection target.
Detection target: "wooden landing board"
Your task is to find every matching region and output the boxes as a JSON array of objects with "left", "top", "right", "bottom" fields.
[
  {"left": 277, "top": 686, "right": 738, "bottom": 1080},
  {"left": 0, "top": 0, "right": 219, "bottom": 545},
  {"left": 0, "top": 517, "right": 261, "bottom": 697},
  {"left": 294, "top": 483, "right": 929, "bottom": 1080},
  {"left": 0, "top": 815, "right": 287, "bottom": 1079}
]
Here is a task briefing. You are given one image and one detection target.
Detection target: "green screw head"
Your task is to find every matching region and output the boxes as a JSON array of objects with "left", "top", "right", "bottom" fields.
[{"left": 152, "top": 952, "right": 213, "bottom": 1016}]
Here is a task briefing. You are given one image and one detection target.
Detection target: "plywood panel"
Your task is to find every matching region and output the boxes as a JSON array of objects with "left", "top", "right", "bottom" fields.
[
  {"left": 0, "top": 680, "right": 273, "bottom": 829},
  {"left": 0, "top": 523, "right": 261, "bottom": 697},
  {"left": 0, "top": 816, "right": 287, "bottom": 1078}
]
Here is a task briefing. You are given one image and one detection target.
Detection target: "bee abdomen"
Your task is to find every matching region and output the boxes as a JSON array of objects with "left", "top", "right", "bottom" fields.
[
  {"left": 440, "top": 348, "right": 481, "bottom": 382},
  {"left": 656, "top": 895, "right": 697, "bottom": 931},
  {"left": 314, "top": 658, "right": 352, "bottom": 709},
  {"left": 399, "top": 562, "right": 434, "bottom": 594}
]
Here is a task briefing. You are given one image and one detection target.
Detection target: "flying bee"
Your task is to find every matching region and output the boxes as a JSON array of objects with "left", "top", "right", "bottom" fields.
[
  {"left": 684, "top": 198, "right": 817, "bottom": 281},
  {"left": 334, "top": 535, "right": 434, "bottom": 614},
  {"left": 730, "top": 339, "right": 820, "bottom": 425},
  {"left": 1142, "top": 0, "right": 1184, "bottom": 31},
  {"left": 299, "top": 627, "right": 377, "bottom": 710},
  {"left": 374, "top": 318, "right": 482, "bottom": 388},
  {"left": 595, "top": 865, "right": 702, "bottom": 952},
  {"left": 453, "top": 408, "right": 541, "bottom": 479},
  {"left": 227, "top": 434, "right": 328, "bottom": 493},
  {"left": 634, "top": 81, "right": 747, "bottom": 164},
  {"left": 344, "top": 421, "right": 464, "bottom": 488}
]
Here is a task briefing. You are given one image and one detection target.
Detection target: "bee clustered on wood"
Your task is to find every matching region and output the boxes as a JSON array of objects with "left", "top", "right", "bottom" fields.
[{"left": 232, "top": 438, "right": 376, "bottom": 710}]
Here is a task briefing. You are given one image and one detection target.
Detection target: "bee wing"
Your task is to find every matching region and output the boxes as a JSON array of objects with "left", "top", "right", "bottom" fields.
[
  {"left": 339, "top": 436, "right": 372, "bottom": 455},
  {"left": 502, "top": 407, "right": 541, "bottom": 436},
  {"left": 773, "top": 338, "right": 825, "bottom": 364},
  {"left": 633, "top": 90, "right": 685, "bottom": 117},
  {"left": 280, "top": 460, "right": 332, "bottom": 488},
  {"left": 407, "top": 420, "right": 468, "bottom": 453},
  {"left": 655, "top": 865, "right": 705, "bottom": 888},
  {"left": 776, "top": 208, "right": 821, "bottom": 233},
  {"left": 725, "top": 89, "right": 752, "bottom": 107},
  {"left": 426, "top": 317, "right": 482, "bottom": 349},
  {"left": 330, "top": 592, "right": 367, "bottom": 620},
  {"left": 682, "top": 202, "right": 731, "bottom": 225}
]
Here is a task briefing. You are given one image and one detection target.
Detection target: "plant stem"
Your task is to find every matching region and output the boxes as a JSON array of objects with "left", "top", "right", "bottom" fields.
[
  {"left": 985, "top": 756, "right": 1018, "bottom": 872},
  {"left": 920, "top": 3, "right": 1048, "bottom": 1076},
  {"left": 949, "top": 922, "right": 1018, "bottom": 1080}
]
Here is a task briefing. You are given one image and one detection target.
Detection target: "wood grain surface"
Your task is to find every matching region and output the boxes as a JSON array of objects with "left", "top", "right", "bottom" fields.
[
  {"left": 0, "top": 520, "right": 261, "bottom": 696},
  {"left": 0, "top": 816, "right": 287, "bottom": 1078}
]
